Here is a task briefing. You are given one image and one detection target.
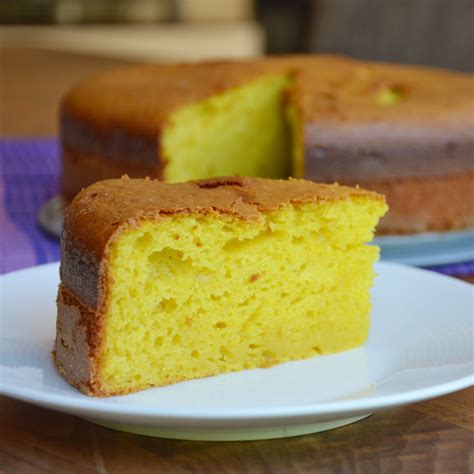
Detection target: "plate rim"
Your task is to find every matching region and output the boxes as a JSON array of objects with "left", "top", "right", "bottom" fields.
[
  {"left": 2, "top": 371, "right": 472, "bottom": 424},
  {"left": 373, "top": 226, "right": 474, "bottom": 246},
  {"left": 374, "top": 228, "right": 474, "bottom": 266},
  {"left": 1, "top": 261, "right": 473, "bottom": 424}
]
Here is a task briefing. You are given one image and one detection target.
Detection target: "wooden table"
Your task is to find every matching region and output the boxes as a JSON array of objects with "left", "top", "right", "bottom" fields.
[
  {"left": 1, "top": 392, "right": 473, "bottom": 472},
  {"left": 1, "top": 47, "right": 473, "bottom": 473}
]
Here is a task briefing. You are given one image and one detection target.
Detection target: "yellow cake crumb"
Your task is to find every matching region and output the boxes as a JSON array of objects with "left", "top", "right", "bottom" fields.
[
  {"left": 162, "top": 74, "right": 292, "bottom": 182},
  {"left": 95, "top": 196, "right": 386, "bottom": 395}
]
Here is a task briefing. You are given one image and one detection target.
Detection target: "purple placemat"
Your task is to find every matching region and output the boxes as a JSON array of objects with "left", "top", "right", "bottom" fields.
[
  {"left": 1, "top": 138, "right": 60, "bottom": 274},
  {"left": 424, "top": 261, "right": 474, "bottom": 278},
  {"left": 1, "top": 138, "right": 473, "bottom": 277}
]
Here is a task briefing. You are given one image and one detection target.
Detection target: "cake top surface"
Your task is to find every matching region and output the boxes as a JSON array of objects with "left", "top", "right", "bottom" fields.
[
  {"left": 62, "top": 55, "right": 474, "bottom": 136},
  {"left": 290, "top": 56, "right": 474, "bottom": 128},
  {"left": 63, "top": 176, "right": 384, "bottom": 259}
]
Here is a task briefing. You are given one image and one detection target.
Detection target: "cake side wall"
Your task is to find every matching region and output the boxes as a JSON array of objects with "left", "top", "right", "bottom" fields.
[
  {"left": 54, "top": 284, "right": 101, "bottom": 395},
  {"left": 303, "top": 123, "right": 474, "bottom": 182},
  {"left": 361, "top": 172, "right": 474, "bottom": 234},
  {"left": 59, "top": 185, "right": 120, "bottom": 310},
  {"left": 60, "top": 234, "right": 102, "bottom": 309},
  {"left": 61, "top": 111, "right": 160, "bottom": 164},
  {"left": 60, "top": 110, "right": 164, "bottom": 201},
  {"left": 57, "top": 192, "right": 127, "bottom": 395},
  {"left": 62, "top": 146, "right": 162, "bottom": 202}
]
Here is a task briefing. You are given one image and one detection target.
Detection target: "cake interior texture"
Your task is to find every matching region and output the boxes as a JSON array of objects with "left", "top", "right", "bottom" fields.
[
  {"left": 162, "top": 74, "right": 292, "bottom": 182},
  {"left": 98, "top": 197, "right": 384, "bottom": 395}
]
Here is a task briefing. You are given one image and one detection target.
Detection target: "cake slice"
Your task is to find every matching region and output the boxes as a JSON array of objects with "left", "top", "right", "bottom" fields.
[{"left": 55, "top": 176, "right": 387, "bottom": 396}]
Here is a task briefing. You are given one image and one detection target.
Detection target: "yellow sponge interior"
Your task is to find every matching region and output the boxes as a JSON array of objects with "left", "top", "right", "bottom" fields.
[
  {"left": 162, "top": 74, "right": 292, "bottom": 182},
  {"left": 98, "top": 196, "right": 386, "bottom": 395}
]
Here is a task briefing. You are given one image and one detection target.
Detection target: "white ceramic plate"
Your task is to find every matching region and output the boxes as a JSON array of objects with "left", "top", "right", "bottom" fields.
[
  {"left": 38, "top": 196, "right": 474, "bottom": 266},
  {"left": 374, "top": 228, "right": 474, "bottom": 266},
  {"left": 1, "top": 263, "right": 473, "bottom": 441}
]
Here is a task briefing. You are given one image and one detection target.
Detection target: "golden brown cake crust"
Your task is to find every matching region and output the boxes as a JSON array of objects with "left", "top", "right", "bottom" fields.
[
  {"left": 62, "top": 55, "right": 474, "bottom": 137},
  {"left": 292, "top": 57, "right": 474, "bottom": 125}
]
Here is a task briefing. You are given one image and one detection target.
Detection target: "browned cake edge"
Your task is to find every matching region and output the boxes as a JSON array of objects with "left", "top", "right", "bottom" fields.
[
  {"left": 55, "top": 176, "right": 385, "bottom": 396},
  {"left": 62, "top": 147, "right": 162, "bottom": 202},
  {"left": 363, "top": 172, "right": 474, "bottom": 234},
  {"left": 55, "top": 284, "right": 101, "bottom": 395}
]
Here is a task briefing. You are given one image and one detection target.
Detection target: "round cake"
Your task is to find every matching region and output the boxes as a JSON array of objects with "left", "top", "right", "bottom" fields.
[{"left": 60, "top": 55, "right": 474, "bottom": 234}]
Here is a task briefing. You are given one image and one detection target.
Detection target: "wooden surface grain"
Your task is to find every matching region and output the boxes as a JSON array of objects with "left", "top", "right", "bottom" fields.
[
  {"left": 1, "top": 47, "right": 473, "bottom": 473},
  {"left": 1, "top": 390, "right": 473, "bottom": 474}
]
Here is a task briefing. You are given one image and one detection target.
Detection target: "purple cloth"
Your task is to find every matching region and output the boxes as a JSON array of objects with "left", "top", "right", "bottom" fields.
[
  {"left": 1, "top": 138, "right": 60, "bottom": 274},
  {"left": 424, "top": 261, "right": 474, "bottom": 278},
  {"left": 1, "top": 138, "right": 473, "bottom": 277}
]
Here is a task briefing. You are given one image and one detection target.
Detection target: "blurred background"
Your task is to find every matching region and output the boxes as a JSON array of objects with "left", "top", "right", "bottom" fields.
[{"left": 1, "top": 0, "right": 473, "bottom": 136}]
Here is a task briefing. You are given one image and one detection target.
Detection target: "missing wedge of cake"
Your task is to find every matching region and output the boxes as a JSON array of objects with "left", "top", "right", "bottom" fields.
[{"left": 55, "top": 176, "right": 387, "bottom": 396}]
